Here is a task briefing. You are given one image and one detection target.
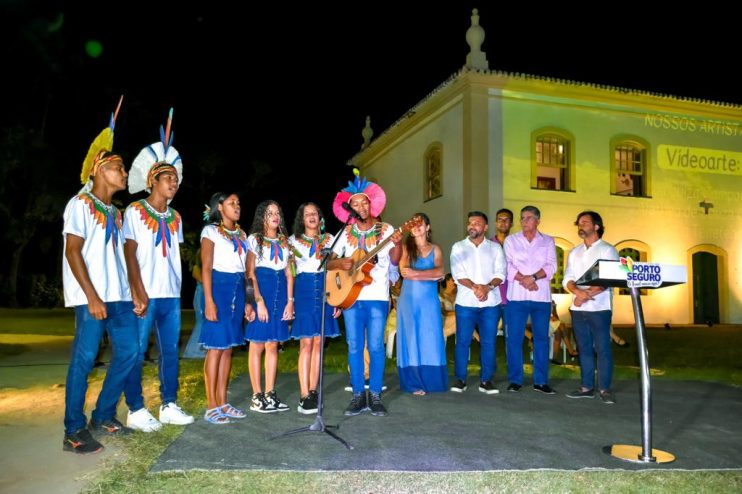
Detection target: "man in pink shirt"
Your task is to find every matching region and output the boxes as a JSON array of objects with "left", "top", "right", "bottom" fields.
[{"left": 503, "top": 206, "right": 557, "bottom": 394}]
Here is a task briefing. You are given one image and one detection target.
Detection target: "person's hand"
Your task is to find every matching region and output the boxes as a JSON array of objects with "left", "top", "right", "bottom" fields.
[
  {"left": 281, "top": 300, "right": 295, "bottom": 321},
  {"left": 573, "top": 288, "right": 593, "bottom": 305},
  {"left": 390, "top": 231, "right": 403, "bottom": 246},
  {"left": 332, "top": 307, "right": 342, "bottom": 319},
  {"left": 205, "top": 299, "right": 218, "bottom": 321},
  {"left": 472, "top": 284, "right": 490, "bottom": 302},
  {"left": 132, "top": 292, "right": 149, "bottom": 318},
  {"left": 257, "top": 300, "right": 268, "bottom": 322},
  {"left": 336, "top": 258, "right": 354, "bottom": 270},
  {"left": 88, "top": 295, "right": 107, "bottom": 320},
  {"left": 400, "top": 267, "right": 416, "bottom": 279},
  {"left": 244, "top": 304, "right": 256, "bottom": 322}
]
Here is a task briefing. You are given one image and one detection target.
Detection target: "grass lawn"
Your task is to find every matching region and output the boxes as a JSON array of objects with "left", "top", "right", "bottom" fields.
[{"left": 2, "top": 309, "right": 741, "bottom": 492}]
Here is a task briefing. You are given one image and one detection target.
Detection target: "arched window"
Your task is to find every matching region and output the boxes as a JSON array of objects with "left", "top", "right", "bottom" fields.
[
  {"left": 611, "top": 136, "right": 650, "bottom": 197},
  {"left": 551, "top": 237, "right": 573, "bottom": 295},
  {"left": 424, "top": 143, "right": 442, "bottom": 201},
  {"left": 532, "top": 129, "right": 575, "bottom": 192},
  {"left": 616, "top": 241, "right": 650, "bottom": 295}
]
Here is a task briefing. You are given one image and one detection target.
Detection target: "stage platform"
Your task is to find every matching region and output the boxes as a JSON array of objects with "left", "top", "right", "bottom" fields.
[{"left": 152, "top": 373, "right": 742, "bottom": 473}]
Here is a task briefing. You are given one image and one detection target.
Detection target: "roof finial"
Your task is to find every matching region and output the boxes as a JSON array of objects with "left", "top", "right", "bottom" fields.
[
  {"left": 361, "top": 115, "right": 374, "bottom": 149},
  {"left": 465, "top": 8, "right": 488, "bottom": 71}
]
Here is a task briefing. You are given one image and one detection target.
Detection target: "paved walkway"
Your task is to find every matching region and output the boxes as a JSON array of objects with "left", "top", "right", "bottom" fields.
[{"left": 0, "top": 335, "right": 121, "bottom": 494}]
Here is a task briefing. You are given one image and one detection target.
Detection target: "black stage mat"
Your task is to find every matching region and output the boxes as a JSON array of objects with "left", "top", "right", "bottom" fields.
[{"left": 152, "top": 374, "right": 742, "bottom": 472}]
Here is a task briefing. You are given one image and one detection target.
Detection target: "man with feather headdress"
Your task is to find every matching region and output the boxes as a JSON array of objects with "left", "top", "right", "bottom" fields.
[
  {"left": 62, "top": 98, "right": 139, "bottom": 454},
  {"left": 121, "top": 109, "right": 194, "bottom": 432}
]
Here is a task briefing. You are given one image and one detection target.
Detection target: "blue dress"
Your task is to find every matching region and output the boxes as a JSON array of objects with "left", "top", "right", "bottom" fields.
[{"left": 396, "top": 249, "right": 449, "bottom": 393}]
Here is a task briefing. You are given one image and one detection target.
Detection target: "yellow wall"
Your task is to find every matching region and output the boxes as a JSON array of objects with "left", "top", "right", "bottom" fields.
[{"left": 352, "top": 72, "right": 742, "bottom": 324}]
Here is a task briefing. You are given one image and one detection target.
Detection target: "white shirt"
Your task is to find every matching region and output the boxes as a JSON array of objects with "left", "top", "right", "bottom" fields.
[
  {"left": 332, "top": 222, "right": 395, "bottom": 301},
  {"left": 62, "top": 193, "right": 131, "bottom": 307},
  {"left": 123, "top": 200, "right": 183, "bottom": 298},
  {"left": 289, "top": 233, "right": 334, "bottom": 274},
  {"left": 248, "top": 234, "right": 289, "bottom": 270},
  {"left": 562, "top": 238, "right": 619, "bottom": 312},
  {"left": 450, "top": 237, "right": 507, "bottom": 308},
  {"left": 200, "top": 224, "right": 247, "bottom": 274}
]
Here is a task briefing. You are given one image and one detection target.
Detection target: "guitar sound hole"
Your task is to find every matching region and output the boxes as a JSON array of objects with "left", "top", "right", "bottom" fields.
[{"left": 334, "top": 273, "right": 341, "bottom": 289}]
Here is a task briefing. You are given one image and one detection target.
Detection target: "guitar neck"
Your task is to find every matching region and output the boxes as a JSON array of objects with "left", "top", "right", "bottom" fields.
[{"left": 354, "top": 226, "right": 401, "bottom": 271}]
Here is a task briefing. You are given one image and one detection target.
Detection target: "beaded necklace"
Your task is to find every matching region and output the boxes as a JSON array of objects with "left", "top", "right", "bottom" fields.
[
  {"left": 131, "top": 199, "right": 180, "bottom": 257},
  {"left": 217, "top": 223, "right": 247, "bottom": 255},
  {"left": 78, "top": 192, "right": 122, "bottom": 248}
]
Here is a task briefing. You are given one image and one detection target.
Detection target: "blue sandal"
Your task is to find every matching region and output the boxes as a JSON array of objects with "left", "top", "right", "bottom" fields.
[
  {"left": 222, "top": 403, "right": 246, "bottom": 418},
  {"left": 204, "top": 407, "right": 230, "bottom": 424}
]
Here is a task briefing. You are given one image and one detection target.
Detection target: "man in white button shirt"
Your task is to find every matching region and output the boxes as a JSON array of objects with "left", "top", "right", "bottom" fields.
[
  {"left": 449, "top": 211, "right": 506, "bottom": 394},
  {"left": 563, "top": 211, "right": 619, "bottom": 404}
]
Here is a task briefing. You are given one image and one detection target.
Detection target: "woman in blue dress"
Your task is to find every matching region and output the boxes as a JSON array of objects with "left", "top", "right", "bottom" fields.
[{"left": 396, "top": 213, "right": 448, "bottom": 394}]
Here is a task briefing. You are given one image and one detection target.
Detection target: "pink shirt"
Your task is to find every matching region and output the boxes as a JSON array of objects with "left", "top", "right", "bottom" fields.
[{"left": 503, "top": 230, "right": 556, "bottom": 303}]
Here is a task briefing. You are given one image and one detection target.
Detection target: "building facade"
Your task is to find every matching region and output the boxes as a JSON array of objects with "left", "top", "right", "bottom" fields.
[{"left": 350, "top": 67, "right": 742, "bottom": 325}]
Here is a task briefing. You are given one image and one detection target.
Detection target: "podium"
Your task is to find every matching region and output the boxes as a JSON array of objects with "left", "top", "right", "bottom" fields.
[{"left": 575, "top": 259, "right": 687, "bottom": 464}]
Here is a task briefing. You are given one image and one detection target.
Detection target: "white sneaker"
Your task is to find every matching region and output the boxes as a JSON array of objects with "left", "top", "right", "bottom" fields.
[
  {"left": 127, "top": 407, "right": 162, "bottom": 432},
  {"left": 159, "top": 402, "right": 195, "bottom": 425}
]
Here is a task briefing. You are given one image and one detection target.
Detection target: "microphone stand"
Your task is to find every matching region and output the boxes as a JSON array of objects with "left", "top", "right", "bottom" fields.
[{"left": 270, "top": 216, "right": 354, "bottom": 450}]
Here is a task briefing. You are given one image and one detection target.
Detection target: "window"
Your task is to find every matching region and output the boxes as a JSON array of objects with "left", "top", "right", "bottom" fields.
[
  {"left": 424, "top": 143, "right": 442, "bottom": 201},
  {"left": 532, "top": 129, "right": 574, "bottom": 192},
  {"left": 611, "top": 137, "right": 650, "bottom": 197}
]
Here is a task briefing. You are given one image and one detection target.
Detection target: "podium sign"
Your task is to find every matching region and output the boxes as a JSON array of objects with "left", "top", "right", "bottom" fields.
[{"left": 576, "top": 259, "right": 687, "bottom": 464}]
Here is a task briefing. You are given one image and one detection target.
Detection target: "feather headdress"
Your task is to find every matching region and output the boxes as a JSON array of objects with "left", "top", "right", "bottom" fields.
[
  {"left": 80, "top": 96, "right": 123, "bottom": 192},
  {"left": 332, "top": 167, "right": 386, "bottom": 223},
  {"left": 129, "top": 108, "right": 183, "bottom": 195}
]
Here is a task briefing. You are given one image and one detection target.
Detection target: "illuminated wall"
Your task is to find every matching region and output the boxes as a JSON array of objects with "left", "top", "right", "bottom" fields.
[{"left": 352, "top": 72, "right": 742, "bottom": 324}]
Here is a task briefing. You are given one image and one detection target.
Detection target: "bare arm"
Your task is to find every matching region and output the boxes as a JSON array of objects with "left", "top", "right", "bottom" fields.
[
  {"left": 247, "top": 251, "right": 269, "bottom": 323},
  {"left": 65, "top": 234, "right": 106, "bottom": 320},
  {"left": 282, "top": 262, "right": 295, "bottom": 320},
  {"left": 201, "top": 238, "right": 217, "bottom": 321},
  {"left": 401, "top": 245, "right": 445, "bottom": 281},
  {"left": 124, "top": 239, "right": 148, "bottom": 317},
  {"left": 327, "top": 252, "right": 353, "bottom": 271}
]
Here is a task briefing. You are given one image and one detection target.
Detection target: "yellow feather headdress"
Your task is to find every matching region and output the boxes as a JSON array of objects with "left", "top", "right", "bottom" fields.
[{"left": 80, "top": 96, "right": 123, "bottom": 190}]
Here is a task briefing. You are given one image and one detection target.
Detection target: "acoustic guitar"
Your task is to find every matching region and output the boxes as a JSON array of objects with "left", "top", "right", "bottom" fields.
[{"left": 326, "top": 216, "right": 422, "bottom": 309}]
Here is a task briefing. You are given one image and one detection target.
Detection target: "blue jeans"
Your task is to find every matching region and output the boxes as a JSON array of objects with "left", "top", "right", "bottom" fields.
[
  {"left": 123, "top": 297, "right": 181, "bottom": 411},
  {"left": 343, "top": 300, "right": 388, "bottom": 394},
  {"left": 571, "top": 310, "right": 613, "bottom": 391},
  {"left": 65, "top": 302, "right": 138, "bottom": 433},
  {"left": 183, "top": 283, "right": 206, "bottom": 358},
  {"left": 506, "top": 300, "right": 551, "bottom": 385},
  {"left": 454, "top": 304, "right": 501, "bottom": 382}
]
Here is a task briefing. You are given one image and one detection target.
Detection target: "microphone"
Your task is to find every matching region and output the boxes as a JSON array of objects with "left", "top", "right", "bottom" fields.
[{"left": 341, "top": 202, "right": 362, "bottom": 221}]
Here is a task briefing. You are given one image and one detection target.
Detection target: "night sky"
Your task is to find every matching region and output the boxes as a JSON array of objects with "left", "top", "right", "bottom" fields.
[{"left": 1, "top": 2, "right": 739, "bottom": 302}]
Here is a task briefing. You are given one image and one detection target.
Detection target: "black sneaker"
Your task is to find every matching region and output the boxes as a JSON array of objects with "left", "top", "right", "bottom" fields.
[
  {"left": 450, "top": 379, "right": 467, "bottom": 393},
  {"left": 478, "top": 381, "right": 500, "bottom": 395},
  {"left": 507, "top": 383, "right": 522, "bottom": 392},
  {"left": 298, "top": 392, "right": 318, "bottom": 415},
  {"left": 88, "top": 417, "right": 133, "bottom": 436},
  {"left": 265, "top": 391, "right": 290, "bottom": 412},
  {"left": 566, "top": 388, "right": 595, "bottom": 399},
  {"left": 63, "top": 428, "right": 104, "bottom": 454},
  {"left": 344, "top": 392, "right": 368, "bottom": 416},
  {"left": 368, "top": 393, "right": 388, "bottom": 417},
  {"left": 533, "top": 384, "right": 556, "bottom": 395},
  {"left": 250, "top": 392, "right": 276, "bottom": 413},
  {"left": 599, "top": 390, "right": 616, "bottom": 405}
]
